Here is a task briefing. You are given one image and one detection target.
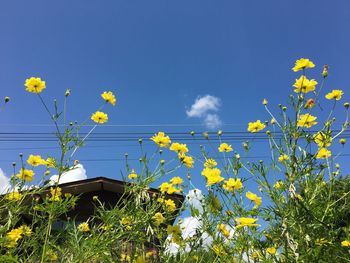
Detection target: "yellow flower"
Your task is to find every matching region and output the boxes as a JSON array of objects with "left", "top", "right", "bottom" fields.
[
  {"left": 278, "top": 154, "right": 289, "bottom": 162},
  {"left": 170, "top": 176, "right": 183, "bottom": 185},
  {"left": 24, "top": 77, "right": 46, "bottom": 94},
  {"left": 204, "top": 158, "right": 217, "bottom": 168},
  {"left": 27, "top": 154, "right": 46, "bottom": 166},
  {"left": 212, "top": 244, "right": 227, "bottom": 256},
  {"left": 146, "top": 251, "right": 155, "bottom": 258},
  {"left": 164, "top": 199, "right": 176, "bottom": 212},
  {"left": 178, "top": 153, "right": 194, "bottom": 168},
  {"left": 292, "top": 58, "right": 315, "bottom": 72},
  {"left": 128, "top": 169, "right": 137, "bottom": 179},
  {"left": 274, "top": 181, "right": 284, "bottom": 190},
  {"left": 247, "top": 120, "right": 266, "bottom": 133},
  {"left": 150, "top": 132, "right": 171, "bottom": 148},
  {"left": 45, "top": 157, "right": 56, "bottom": 168},
  {"left": 316, "top": 148, "right": 331, "bottom": 159},
  {"left": 101, "top": 91, "right": 116, "bottom": 106},
  {"left": 201, "top": 167, "right": 224, "bottom": 187},
  {"left": 341, "top": 240, "right": 350, "bottom": 247},
  {"left": 16, "top": 168, "right": 34, "bottom": 182},
  {"left": 305, "top": 98, "right": 315, "bottom": 109},
  {"left": 170, "top": 142, "right": 188, "bottom": 154},
  {"left": 218, "top": 143, "right": 233, "bottom": 152},
  {"left": 152, "top": 212, "right": 165, "bottom": 226},
  {"left": 120, "top": 254, "right": 131, "bottom": 262},
  {"left": 159, "top": 182, "right": 180, "bottom": 194},
  {"left": 217, "top": 224, "right": 231, "bottom": 238},
  {"left": 120, "top": 217, "right": 131, "bottom": 225},
  {"left": 235, "top": 217, "right": 260, "bottom": 228},
  {"left": 297, "top": 114, "right": 317, "bottom": 128},
  {"left": 325, "top": 89, "right": 343, "bottom": 100},
  {"left": 50, "top": 187, "right": 62, "bottom": 201},
  {"left": 167, "top": 224, "right": 181, "bottom": 236},
  {"left": 77, "top": 222, "right": 90, "bottom": 232},
  {"left": 266, "top": 247, "right": 277, "bottom": 255},
  {"left": 246, "top": 191, "right": 262, "bottom": 207},
  {"left": 6, "top": 228, "right": 23, "bottom": 248},
  {"left": 19, "top": 225, "right": 32, "bottom": 236},
  {"left": 91, "top": 111, "right": 108, "bottom": 124},
  {"left": 5, "top": 191, "right": 22, "bottom": 201},
  {"left": 314, "top": 132, "right": 332, "bottom": 147},
  {"left": 339, "top": 138, "right": 347, "bottom": 145},
  {"left": 45, "top": 250, "right": 58, "bottom": 262},
  {"left": 223, "top": 178, "right": 243, "bottom": 192},
  {"left": 293, "top": 75, "right": 318, "bottom": 93}
]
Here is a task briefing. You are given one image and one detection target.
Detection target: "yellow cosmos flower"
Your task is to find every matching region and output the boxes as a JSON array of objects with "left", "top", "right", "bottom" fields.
[
  {"left": 297, "top": 114, "right": 317, "bottom": 128},
  {"left": 128, "top": 169, "right": 137, "bottom": 179},
  {"left": 316, "top": 148, "right": 331, "bottom": 159},
  {"left": 235, "top": 217, "right": 260, "bottom": 229},
  {"left": 314, "top": 132, "right": 332, "bottom": 147},
  {"left": 278, "top": 154, "right": 289, "bottom": 162},
  {"left": 178, "top": 153, "right": 194, "bottom": 168},
  {"left": 5, "top": 191, "right": 22, "bottom": 201},
  {"left": 204, "top": 158, "right": 217, "bottom": 168},
  {"left": 292, "top": 58, "right": 315, "bottom": 72},
  {"left": 325, "top": 89, "right": 343, "bottom": 100},
  {"left": 246, "top": 191, "right": 262, "bottom": 207},
  {"left": 293, "top": 75, "right": 318, "bottom": 93},
  {"left": 170, "top": 176, "right": 183, "bottom": 185},
  {"left": 164, "top": 199, "right": 176, "bottom": 212},
  {"left": 273, "top": 180, "right": 284, "bottom": 190},
  {"left": 45, "top": 250, "right": 58, "bottom": 262},
  {"left": 16, "top": 168, "right": 34, "bottom": 182},
  {"left": 24, "top": 77, "right": 46, "bottom": 94},
  {"left": 266, "top": 247, "right": 277, "bottom": 255},
  {"left": 45, "top": 157, "right": 56, "bottom": 168},
  {"left": 218, "top": 143, "right": 233, "bottom": 152},
  {"left": 27, "top": 154, "right": 46, "bottom": 166},
  {"left": 19, "top": 225, "right": 32, "bottom": 236},
  {"left": 50, "top": 187, "right": 62, "bottom": 201},
  {"left": 120, "top": 217, "right": 131, "bottom": 225},
  {"left": 201, "top": 167, "right": 224, "bottom": 187},
  {"left": 152, "top": 212, "right": 165, "bottom": 226},
  {"left": 247, "top": 120, "right": 266, "bottom": 133},
  {"left": 169, "top": 142, "right": 188, "bottom": 154},
  {"left": 150, "top": 132, "right": 171, "bottom": 148},
  {"left": 159, "top": 182, "right": 180, "bottom": 194},
  {"left": 217, "top": 224, "right": 231, "bottom": 238},
  {"left": 101, "top": 91, "right": 116, "bottom": 106},
  {"left": 223, "top": 178, "right": 243, "bottom": 192},
  {"left": 91, "top": 111, "right": 108, "bottom": 124},
  {"left": 77, "top": 222, "right": 90, "bottom": 232},
  {"left": 341, "top": 240, "right": 350, "bottom": 247}
]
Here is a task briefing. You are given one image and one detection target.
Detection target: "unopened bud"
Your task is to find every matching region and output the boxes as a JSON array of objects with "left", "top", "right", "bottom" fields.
[
  {"left": 266, "top": 130, "right": 271, "bottom": 136},
  {"left": 160, "top": 160, "right": 165, "bottom": 165},
  {"left": 69, "top": 122, "right": 73, "bottom": 126},
  {"left": 335, "top": 163, "right": 340, "bottom": 169},
  {"left": 190, "top": 131, "right": 195, "bottom": 136},
  {"left": 12, "top": 162, "right": 16, "bottom": 167},
  {"left": 4, "top": 96, "right": 10, "bottom": 103},
  {"left": 262, "top": 99, "right": 268, "bottom": 106},
  {"left": 322, "top": 64, "right": 329, "bottom": 78},
  {"left": 159, "top": 149, "right": 163, "bottom": 154},
  {"left": 65, "top": 89, "right": 71, "bottom": 97},
  {"left": 298, "top": 94, "right": 304, "bottom": 101},
  {"left": 217, "top": 130, "right": 223, "bottom": 136},
  {"left": 235, "top": 154, "right": 240, "bottom": 160},
  {"left": 45, "top": 170, "right": 50, "bottom": 175},
  {"left": 339, "top": 138, "right": 346, "bottom": 145},
  {"left": 124, "top": 153, "right": 128, "bottom": 158},
  {"left": 19, "top": 153, "right": 23, "bottom": 158},
  {"left": 282, "top": 106, "right": 287, "bottom": 112},
  {"left": 271, "top": 118, "right": 276, "bottom": 125},
  {"left": 138, "top": 138, "right": 143, "bottom": 144},
  {"left": 344, "top": 102, "right": 349, "bottom": 109},
  {"left": 203, "top": 132, "right": 209, "bottom": 140}
]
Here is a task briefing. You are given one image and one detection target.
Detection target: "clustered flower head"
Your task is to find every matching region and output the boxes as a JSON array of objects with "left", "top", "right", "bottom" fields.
[
  {"left": 223, "top": 178, "right": 243, "bottom": 192},
  {"left": 246, "top": 191, "right": 262, "bottom": 208},
  {"left": 293, "top": 75, "right": 318, "bottom": 93},
  {"left": 16, "top": 168, "right": 34, "bottom": 182},
  {"left": 170, "top": 142, "right": 189, "bottom": 154},
  {"left": 150, "top": 132, "right": 171, "bottom": 148},
  {"left": 297, "top": 114, "right": 317, "bottom": 128},
  {"left": 247, "top": 120, "right": 266, "bottom": 133},
  {"left": 292, "top": 58, "right": 315, "bottom": 72},
  {"left": 201, "top": 167, "right": 224, "bottom": 187},
  {"left": 6, "top": 225, "right": 32, "bottom": 248},
  {"left": 325, "top": 89, "right": 343, "bottom": 100},
  {"left": 218, "top": 143, "right": 233, "bottom": 152},
  {"left": 91, "top": 111, "right": 108, "bottom": 124}
]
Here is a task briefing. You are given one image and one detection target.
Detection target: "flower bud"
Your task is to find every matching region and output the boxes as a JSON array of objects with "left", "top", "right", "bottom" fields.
[
  {"left": 339, "top": 138, "right": 346, "bottom": 145},
  {"left": 159, "top": 149, "right": 163, "bottom": 154},
  {"left": 262, "top": 99, "right": 268, "bottom": 106},
  {"left": 138, "top": 138, "right": 143, "bottom": 144},
  {"left": 266, "top": 130, "right": 271, "bottom": 136},
  {"left": 160, "top": 160, "right": 165, "bottom": 165},
  {"left": 217, "top": 130, "right": 223, "bottom": 136},
  {"left": 12, "top": 162, "right": 16, "bottom": 167},
  {"left": 235, "top": 154, "right": 240, "bottom": 160},
  {"left": 65, "top": 89, "right": 71, "bottom": 97},
  {"left": 45, "top": 170, "right": 50, "bottom": 175},
  {"left": 124, "top": 153, "right": 128, "bottom": 158},
  {"left": 298, "top": 94, "right": 304, "bottom": 101},
  {"left": 190, "top": 131, "right": 195, "bottom": 136},
  {"left": 271, "top": 118, "right": 276, "bottom": 125},
  {"left": 335, "top": 163, "right": 340, "bottom": 169},
  {"left": 69, "top": 122, "right": 73, "bottom": 126},
  {"left": 203, "top": 132, "right": 209, "bottom": 140},
  {"left": 344, "top": 102, "right": 349, "bottom": 109},
  {"left": 4, "top": 96, "right": 10, "bottom": 103},
  {"left": 19, "top": 153, "right": 23, "bottom": 158},
  {"left": 282, "top": 106, "right": 287, "bottom": 112},
  {"left": 322, "top": 64, "right": 329, "bottom": 78},
  {"left": 304, "top": 98, "right": 315, "bottom": 109}
]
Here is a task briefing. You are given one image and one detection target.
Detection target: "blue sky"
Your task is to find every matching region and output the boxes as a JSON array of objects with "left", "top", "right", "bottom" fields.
[{"left": 0, "top": 0, "right": 350, "bottom": 192}]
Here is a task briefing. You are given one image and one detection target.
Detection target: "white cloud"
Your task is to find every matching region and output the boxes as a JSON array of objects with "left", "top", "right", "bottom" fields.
[
  {"left": 0, "top": 168, "right": 10, "bottom": 194},
  {"left": 49, "top": 164, "right": 87, "bottom": 185},
  {"left": 204, "top": 114, "right": 222, "bottom": 130},
  {"left": 186, "top": 95, "right": 222, "bottom": 130},
  {"left": 186, "top": 188, "right": 204, "bottom": 214},
  {"left": 186, "top": 95, "right": 220, "bottom": 118}
]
